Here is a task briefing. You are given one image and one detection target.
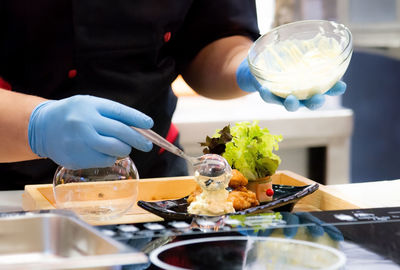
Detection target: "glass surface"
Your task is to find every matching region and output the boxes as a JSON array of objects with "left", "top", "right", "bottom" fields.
[
  {"left": 53, "top": 157, "right": 139, "bottom": 222},
  {"left": 99, "top": 206, "right": 400, "bottom": 269}
]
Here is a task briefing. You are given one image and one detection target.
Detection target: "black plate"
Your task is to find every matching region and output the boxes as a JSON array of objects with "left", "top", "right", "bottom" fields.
[{"left": 137, "top": 183, "right": 319, "bottom": 221}]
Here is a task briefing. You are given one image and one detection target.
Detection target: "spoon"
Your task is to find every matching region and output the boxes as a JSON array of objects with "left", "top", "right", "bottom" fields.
[{"left": 131, "top": 127, "right": 230, "bottom": 177}]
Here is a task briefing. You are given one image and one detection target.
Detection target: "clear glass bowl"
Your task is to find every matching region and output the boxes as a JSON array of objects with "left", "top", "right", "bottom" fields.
[
  {"left": 248, "top": 20, "right": 353, "bottom": 100},
  {"left": 53, "top": 157, "right": 139, "bottom": 222}
]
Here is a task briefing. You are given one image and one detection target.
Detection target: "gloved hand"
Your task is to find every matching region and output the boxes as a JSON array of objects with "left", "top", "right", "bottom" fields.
[
  {"left": 236, "top": 59, "right": 347, "bottom": 111},
  {"left": 28, "top": 95, "right": 154, "bottom": 169}
]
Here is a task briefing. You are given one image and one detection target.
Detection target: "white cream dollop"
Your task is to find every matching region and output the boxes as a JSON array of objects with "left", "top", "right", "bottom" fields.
[{"left": 187, "top": 188, "right": 234, "bottom": 216}]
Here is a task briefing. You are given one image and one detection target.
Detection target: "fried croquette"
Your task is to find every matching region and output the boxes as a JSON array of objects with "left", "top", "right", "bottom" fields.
[
  {"left": 229, "top": 169, "right": 248, "bottom": 188},
  {"left": 227, "top": 186, "right": 259, "bottom": 211}
]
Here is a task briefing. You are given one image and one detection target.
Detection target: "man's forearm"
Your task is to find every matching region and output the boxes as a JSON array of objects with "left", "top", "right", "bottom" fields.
[
  {"left": 183, "top": 35, "right": 253, "bottom": 99},
  {"left": 0, "top": 89, "right": 46, "bottom": 162}
]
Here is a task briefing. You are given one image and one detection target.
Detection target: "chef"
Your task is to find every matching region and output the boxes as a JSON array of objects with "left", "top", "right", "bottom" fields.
[{"left": 0, "top": 0, "right": 345, "bottom": 190}]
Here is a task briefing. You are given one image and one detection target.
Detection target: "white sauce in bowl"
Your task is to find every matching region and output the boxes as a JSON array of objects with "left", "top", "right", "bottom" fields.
[{"left": 253, "top": 33, "right": 350, "bottom": 100}]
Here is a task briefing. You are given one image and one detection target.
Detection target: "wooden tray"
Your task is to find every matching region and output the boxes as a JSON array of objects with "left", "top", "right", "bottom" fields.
[{"left": 22, "top": 170, "right": 360, "bottom": 226}]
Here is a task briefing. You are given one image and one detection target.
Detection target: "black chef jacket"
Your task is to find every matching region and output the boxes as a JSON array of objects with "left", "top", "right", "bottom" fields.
[{"left": 0, "top": 0, "right": 259, "bottom": 190}]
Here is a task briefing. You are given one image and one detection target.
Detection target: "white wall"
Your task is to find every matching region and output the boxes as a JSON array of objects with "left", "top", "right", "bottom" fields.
[{"left": 256, "top": 0, "right": 275, "bottom": 34}]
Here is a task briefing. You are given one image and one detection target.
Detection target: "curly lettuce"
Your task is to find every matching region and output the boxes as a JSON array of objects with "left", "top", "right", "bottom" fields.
[
  {"left": 200, "top": 125, "right": 232, "bottom": 155},
  {"left": 201, "top": 121, "right": 282, "bottom": 181}
]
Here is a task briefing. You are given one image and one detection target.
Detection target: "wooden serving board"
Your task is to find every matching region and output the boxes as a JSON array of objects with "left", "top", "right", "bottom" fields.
[{"left": 22, "top": 170, "right": 360, "bottom": 226}]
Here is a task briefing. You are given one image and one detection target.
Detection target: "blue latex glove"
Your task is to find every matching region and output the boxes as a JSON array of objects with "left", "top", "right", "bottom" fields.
[
  {"left": 236, "top": 59, "right": 347, "bottom": 111},
  {"left": 28, "top": 95, "right": 154, "bottom": 169}
]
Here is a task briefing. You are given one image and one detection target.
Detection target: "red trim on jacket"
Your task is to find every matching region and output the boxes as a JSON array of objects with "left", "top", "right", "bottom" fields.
[
  {"left": 158, "top": 123, "right": 179, "bottom": 154},
  {"left": 0, "top": 77, "right": 12, "bottom": 90}
]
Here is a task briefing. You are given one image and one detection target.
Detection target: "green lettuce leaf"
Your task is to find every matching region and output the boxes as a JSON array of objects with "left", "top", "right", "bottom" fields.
[{"left": 222, "top": 121, "right": 282, "bottom": 181}]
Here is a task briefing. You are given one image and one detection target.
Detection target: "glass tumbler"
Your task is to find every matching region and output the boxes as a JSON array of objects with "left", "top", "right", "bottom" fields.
[{"left": 53, "top": 157, "right": 139, "bottom": 222}]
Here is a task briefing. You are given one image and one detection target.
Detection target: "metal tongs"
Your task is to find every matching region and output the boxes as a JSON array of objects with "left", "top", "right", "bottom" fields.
[
  {"left": 131, "top": 127, "right": 229, "bottom": 176},
  {"left": 131, "top": 127, "right": 200, "bottom": 166}
]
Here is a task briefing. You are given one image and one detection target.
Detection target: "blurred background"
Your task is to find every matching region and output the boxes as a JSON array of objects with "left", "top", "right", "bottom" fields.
[{"left": 172, "top": 0, "right": 400, "bottom": 185}]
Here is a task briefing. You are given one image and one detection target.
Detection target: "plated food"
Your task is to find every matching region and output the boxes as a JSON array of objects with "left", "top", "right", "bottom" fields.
[
  {"left": 186, "top": 121, "right": 283, "bottom": 216},
  {"left": 137, "top": 121, "right": 319, "bottom": 220},
  {"left": 188, "top": 169, "right": 259, "bottom": 213},
  {"left": 227, "top": 170, "right": 259, "bottom": 211},
  {"left": 186, "top": 158, "right": 234, "bottom": 216},
  {"left": 137, "top": 182, "right": 319, "bottom": 221}
]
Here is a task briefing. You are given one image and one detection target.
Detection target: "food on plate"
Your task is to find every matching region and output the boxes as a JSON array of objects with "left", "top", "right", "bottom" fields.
[
  {"left": 201, "top": 121, "right": 282, "bottom": 203},
  {"left": 247, "top": 179, "right": 274, "bottom": 204},
  {"left": 188, "top": 169, "right": 259, "bottom": 212},
  {"left": 227, "top": 186, "right": 259, "bottom": 211},
  {"left": 187, "top": 121, "right": 282, "bottom": 216},
  {"left": 229, "top": 169, "right": 248, "bottom": 189},
  {"left": 187, "top": 187, "right": 234, "bottom": 216},
  {"left": 187, "top": 166, "right": 235, "bottom": 216}
]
